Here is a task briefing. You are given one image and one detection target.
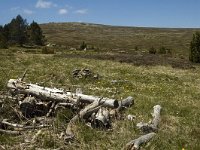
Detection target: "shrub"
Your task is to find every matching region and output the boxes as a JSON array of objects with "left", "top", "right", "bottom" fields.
[
  {"left": 149, "top": 47, "right": 156, "bottom": 54},
  {"left": 134, "top": 46, "right": 139, "bottom": 51},
  {"left": 158, "top": 46, "right": 167, "bottom": 54},
  {"left": 167, "top": 48, "right": 172, "bottom": 55},
  {"left": 80, "top": 41, "right": 87, "bottom": 50},
  {"left": 42, "top": 47, "right": 55, "bottom": 54},
  {"left": 189, "top": 32, "right": 200, "bottom": 63}
]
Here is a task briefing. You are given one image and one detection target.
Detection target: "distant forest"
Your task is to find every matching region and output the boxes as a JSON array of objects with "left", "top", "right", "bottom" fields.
[{"left": 0, "top": 15, "right": 45, "bottom": 48}]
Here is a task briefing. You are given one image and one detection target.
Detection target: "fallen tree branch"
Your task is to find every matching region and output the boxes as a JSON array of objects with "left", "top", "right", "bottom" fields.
[
  {"left": 124, "top": 132, "right": 156, "bottom": 150},
  {"left": 137, "top": 105, "right": 162, "bottom": 133},
  {"left": 92, "top": 107, "right": 111, "bottom": 128}
]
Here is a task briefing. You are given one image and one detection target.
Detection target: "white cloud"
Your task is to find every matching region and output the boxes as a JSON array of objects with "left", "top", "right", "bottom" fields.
[
  {"left": 10, "top": 7, "right": 20, "bottom": 11},
  {"left": 58, "top": 9, "right": 68, "bottom": 15},
  {"left": 75, "top": 9, "right": 88, "bottom": 14},
  {"left": 36, "top": 0, "right": 56, "bottom": 8},
  {"left": 23, "top": 9, "right": 34, "bottom": 15}
]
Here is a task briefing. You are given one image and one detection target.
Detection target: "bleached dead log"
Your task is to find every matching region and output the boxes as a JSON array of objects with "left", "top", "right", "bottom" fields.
[
  {"left": 7, "top": 79, "right": 77, "bottom": 103},
  {"left": 19, "top": 96, "right": 49, "bottom": 117},
  {"left": 19, "top": 96, "right": 36, "bottom": 118},
  {"left": 65, "top": 99, "right": 104, "bottom": 141},
  {"left": 76, "top": 93, "right": 118, "bottom": 108},
  {"left": 137, "top": 105, "right": 162, "bottom": 133},
  {"left": 124, "top": 132, "right": 156, "bottom": 150},
  {"left": 92, "top": 107, "right": 110, "bottom": 128},
  {"left": 7, "top": 79, "right": 118, "bottom": 108},
  {"left": 117, "top": 96, "right": 134, "bottom": 112}
]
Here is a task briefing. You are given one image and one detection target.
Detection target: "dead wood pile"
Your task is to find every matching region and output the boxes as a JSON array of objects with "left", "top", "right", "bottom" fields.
[{"left": 0, "top": 70, "right": 162, "bottom": 149}]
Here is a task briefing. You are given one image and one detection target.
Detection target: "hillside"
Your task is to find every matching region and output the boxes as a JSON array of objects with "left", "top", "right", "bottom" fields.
[
  {"left": 41, "top": 22, "right": 200, "bottom": 55},
  {"left": 0, "top": 22, "right": 200, "bottom": 150}
]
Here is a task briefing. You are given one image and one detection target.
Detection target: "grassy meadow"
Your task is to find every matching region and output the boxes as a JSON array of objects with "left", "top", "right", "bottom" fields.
[{"left": 0, "top": 47, "right": 199, "bottom": 149}]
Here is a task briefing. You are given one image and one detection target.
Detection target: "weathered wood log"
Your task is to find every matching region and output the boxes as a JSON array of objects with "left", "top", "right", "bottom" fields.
[
  {"left": 65, "top": 99, "right": 104, "bottom": 141},
  {"left": 19, "top": 96, "right": 49, "bottom": 117},
  {"left": 77, "top": 93, "right": 119, "bottom": 108},
  {"left": 91, "top": 107, "right": 111, "bottom": 128},
  {"left": 109, "top": 96, "right": 134, "bottom": 119},
  {"left": 137, "top": 105, "right": 162, "bottom": 133},
  {"left": 7, "top": 79, "right": 76, "bottom": 103},
  {"left": 124, "top": 132, "right": 156, "bottom": 150},
  {"left": 151, "top": 105, "right": 162, "bottom": 128},
  {"left": 19, "top": 96, "right": 36, "bottom": 118},
  {"left": 7, "top": 79, "right": 118, "bottom": 108},
  {"left": 117, "top": 96, "right": 134, "bottom": 112}
]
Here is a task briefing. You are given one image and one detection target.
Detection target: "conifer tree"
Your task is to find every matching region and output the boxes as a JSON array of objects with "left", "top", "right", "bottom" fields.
[
  {"left": 189, "top": 32, "right": 200, "bottom": 63},
  {"left": 29, "top": 21, "right": 45, "bottom": 45}
]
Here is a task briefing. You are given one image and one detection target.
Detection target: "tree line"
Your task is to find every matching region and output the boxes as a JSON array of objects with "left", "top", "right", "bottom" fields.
[{"left": 0, "top": 15, "right": 45, "bottom": 48}]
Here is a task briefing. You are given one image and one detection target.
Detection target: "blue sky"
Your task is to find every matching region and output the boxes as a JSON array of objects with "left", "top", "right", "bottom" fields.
[{"left": 0, "top": 0, "right": 200, "bottom": 28}]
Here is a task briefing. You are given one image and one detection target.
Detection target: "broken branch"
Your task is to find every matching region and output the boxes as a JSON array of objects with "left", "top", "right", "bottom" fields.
[
  {"left": 137, "top": 105, "right": 162, "bottom": 133},
  {"left": 124, "top": 132, "right": 156, "bottom": 150}
]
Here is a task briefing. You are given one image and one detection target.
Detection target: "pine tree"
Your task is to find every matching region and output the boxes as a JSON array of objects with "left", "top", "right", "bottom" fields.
[
  {"left": 0, "top": 26, "right": 8, "bottom": 48},
  {"left": 8, "top": 15, "right": 28, "bottom": 46},
  {"left": 3, "top": 24, "right": 10, "bottom": 42},
  {"left": 189, "top": 32, "right": 200, "bottom": 63},
  {"left": 29, "top": 21, "right": 45, "bottom": 45}
]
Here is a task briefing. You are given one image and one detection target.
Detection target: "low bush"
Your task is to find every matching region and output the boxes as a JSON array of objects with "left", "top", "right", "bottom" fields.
[
  {"left": 149, "top": 47, "right": 156, "bottom": 54},
  {"left": 42, "top": 47, "right": 55, "bottom": 54}
]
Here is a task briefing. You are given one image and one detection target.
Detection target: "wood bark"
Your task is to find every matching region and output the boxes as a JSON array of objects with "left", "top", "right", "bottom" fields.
[
  {"left": 92, "top": 107, "right": 110, "bottom": 128},
  {"left": 19, "top": 96, "right": 36, "bottom": 118},
  {"left": 117, "top": 96, "right": 134, "bottom": 112},
  {"left": 77, "top": 93, "right": 119, "bottom": 108},
  {"left": 136, "top": 105, "right": 162, "bottom": 133},
  {"left": 7, "top": 79, "right": 118, "bottom": 108},
  {"left": 124, "top": 132, "right": 156, "bottom": 150}
]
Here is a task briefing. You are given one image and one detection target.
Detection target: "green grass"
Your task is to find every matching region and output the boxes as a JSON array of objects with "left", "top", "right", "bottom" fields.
[{"left": 0, "top": 48, "right": 200, "bottom": 149}]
